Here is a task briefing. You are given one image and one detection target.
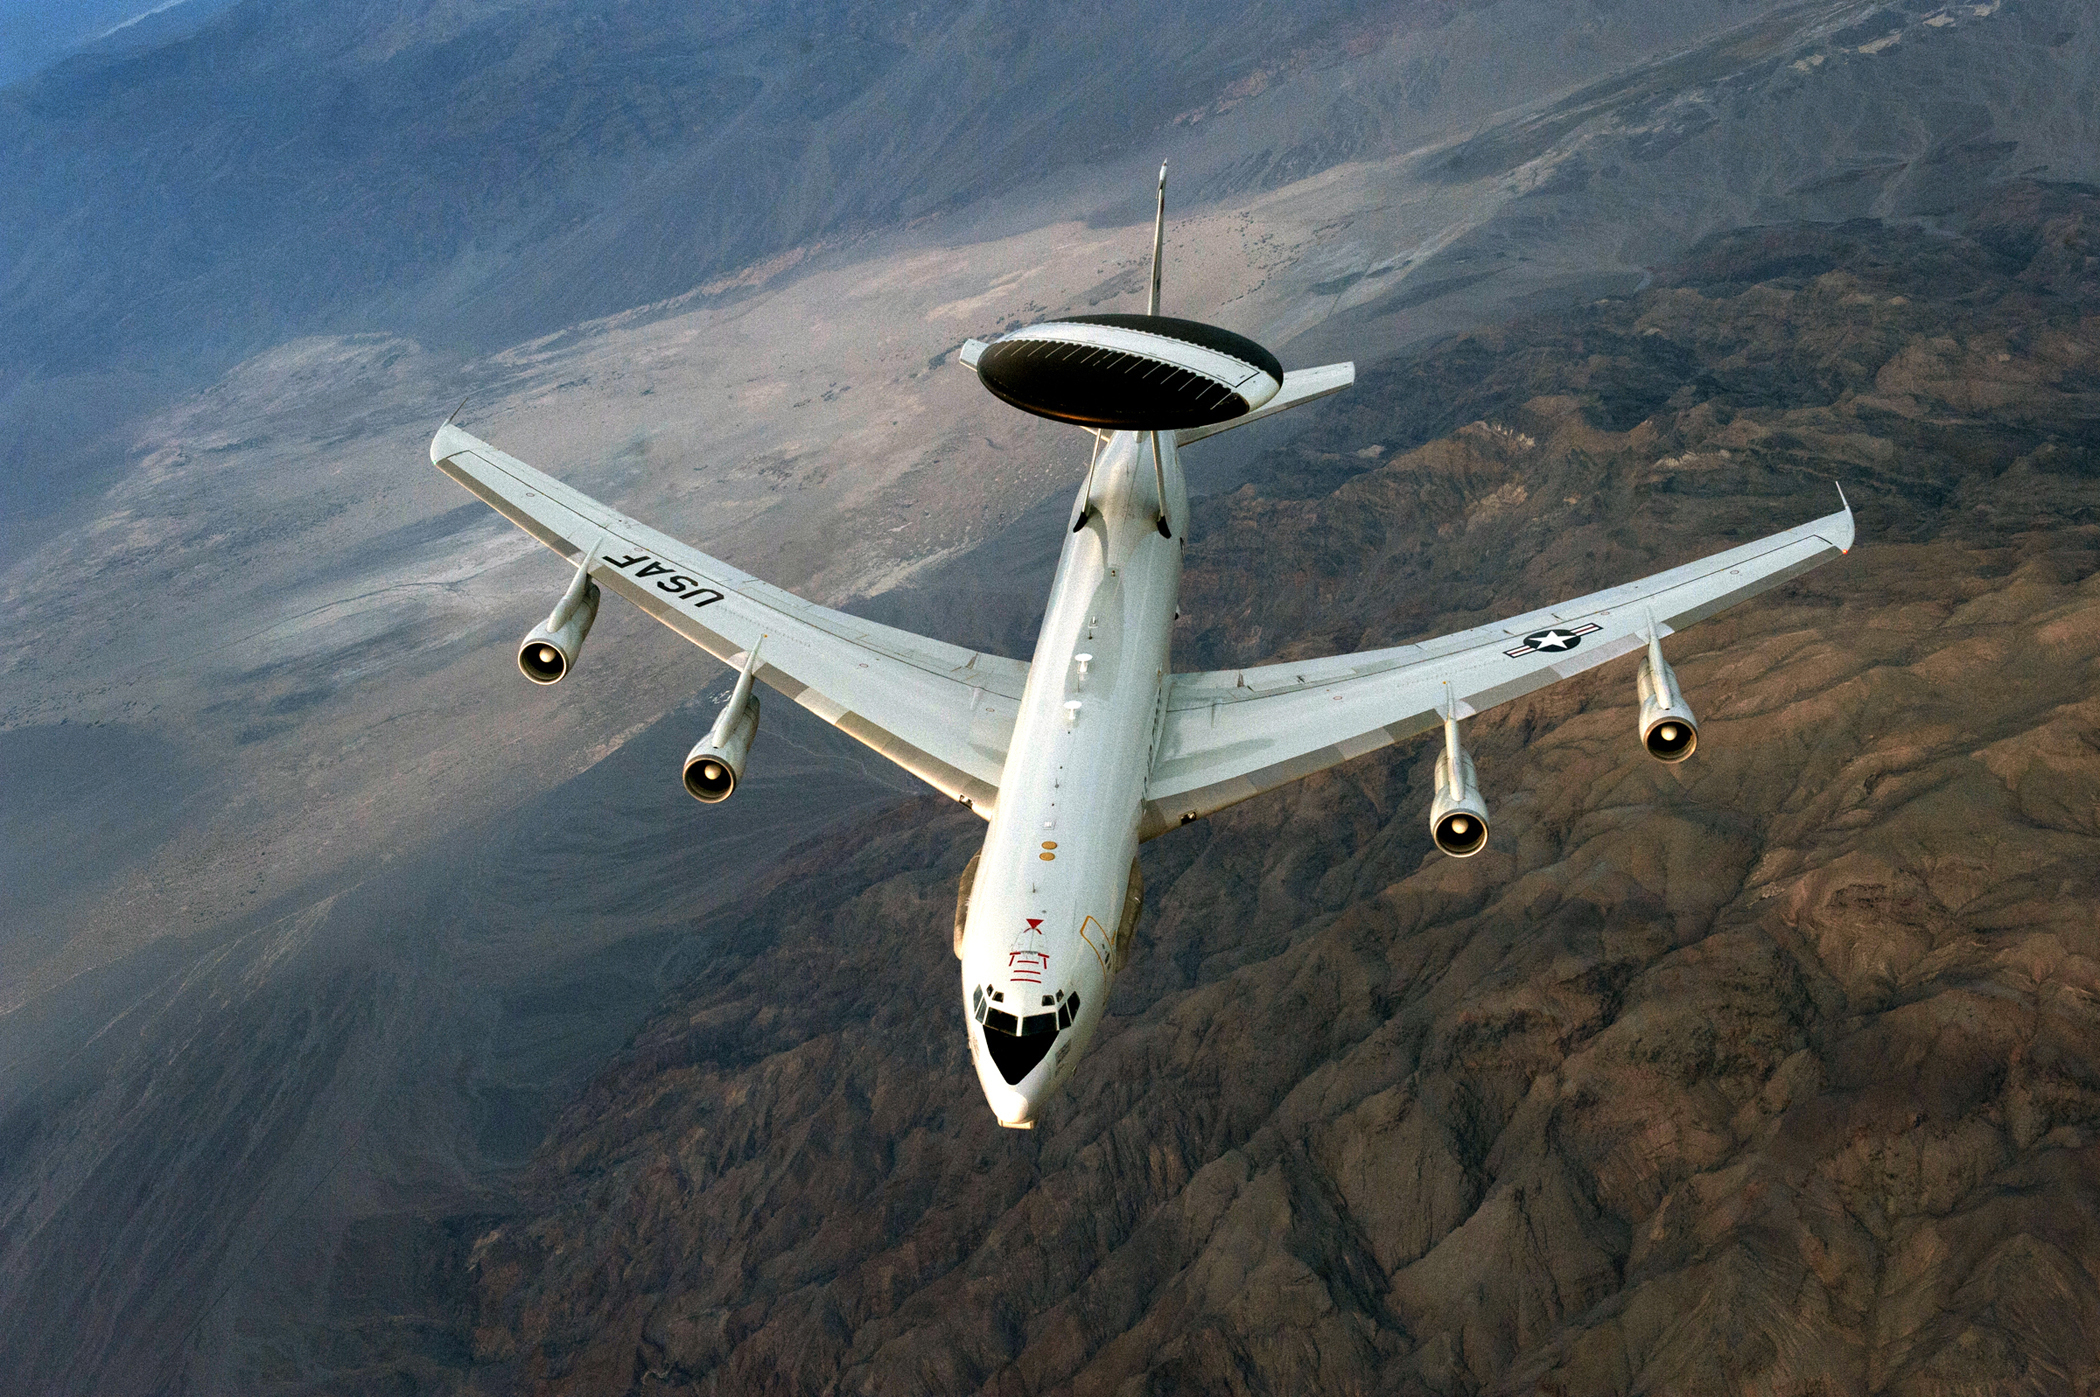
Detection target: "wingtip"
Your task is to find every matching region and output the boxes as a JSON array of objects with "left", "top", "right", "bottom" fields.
[
  {"left": 429, "top": 416, "right": 472, "bottom": 466},
  {"left": 1833, "top": 481, "right": 1856, "bottom": 554},
  {"left": 431, "top": 396, "right": 474, "bottom": 465}
]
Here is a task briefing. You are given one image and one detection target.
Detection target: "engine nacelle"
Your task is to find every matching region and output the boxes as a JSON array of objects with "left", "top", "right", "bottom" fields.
[
  {"left": 683, "top": 693, "right": 759, "bottom": 802},
  {"left": 1637, "top": 636, "right": 1699, "bottom": 763},
  {"left": 683, "top": 647, "right": 764, "bottom": 803},
  {"left": 517, "top": 560, "right": 600, "bottom": 685},
  {"left": 1429, "top": 716, "right": 1490, "bottom": 857}
]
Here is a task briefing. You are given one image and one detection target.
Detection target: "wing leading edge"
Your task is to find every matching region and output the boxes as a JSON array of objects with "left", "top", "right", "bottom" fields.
[
  {"left": 431, "top": 423, "right": 1025, "bottom": 815},
  {"left": 1141, "top": 495, "right": 1855, "bottom": 837}
]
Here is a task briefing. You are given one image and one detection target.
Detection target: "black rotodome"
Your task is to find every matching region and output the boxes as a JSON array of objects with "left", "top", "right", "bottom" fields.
[{"left": 976, "top": 314, "right": 1282, "bottom": 430}]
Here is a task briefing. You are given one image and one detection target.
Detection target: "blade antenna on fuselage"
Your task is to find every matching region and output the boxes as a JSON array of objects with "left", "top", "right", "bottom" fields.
[
  {"left": 1147, "top": 161, "right": 1167, "bottom": 317},
  {"left": 1073, "top": 431, "right": 1103, "bottom": 533},
  {"left": 1151, "top": 430, "right": 1172, "bottom": 539}
]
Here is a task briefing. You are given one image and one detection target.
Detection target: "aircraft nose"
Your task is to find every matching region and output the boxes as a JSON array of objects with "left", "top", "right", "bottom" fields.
[
  {"left": 973, "top": 1044, "right": 1042, "bottom": 1128},
  {"left": 985, "top": 1077, "right": 1038, "bottom": 1129}
]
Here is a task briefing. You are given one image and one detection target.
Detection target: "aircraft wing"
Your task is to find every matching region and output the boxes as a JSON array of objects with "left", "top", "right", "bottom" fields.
[
  {"left": 430, "top": 422, "right": 1024, "bottom": 815},
  {"left": 1140, "top": 495, "right": 1855, "bottom": 836}
]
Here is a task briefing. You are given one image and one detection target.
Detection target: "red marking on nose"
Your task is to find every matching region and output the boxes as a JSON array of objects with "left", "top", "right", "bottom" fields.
[{"left": 1026, "top": 918, "right": 1043, "bottom": 930}]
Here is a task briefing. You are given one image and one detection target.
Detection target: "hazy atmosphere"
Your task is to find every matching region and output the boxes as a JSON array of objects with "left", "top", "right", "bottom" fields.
[{"left": 4, "top": 0, "right": 2098, "bottom": 1392}]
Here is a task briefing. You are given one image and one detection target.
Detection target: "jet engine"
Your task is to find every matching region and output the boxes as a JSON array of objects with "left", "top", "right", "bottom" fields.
[
  {"left": 682, "top": 648, "right": 763, "bottom": 802},
  {"left": 1430, "top": 714, "right": 1490, "bottom": 857},
  {"left": 517, "top": 558, "right": 600, "bottom": 684},
  {"left": 1637, "top": 635, "right": 1699, "bottom": 763}
]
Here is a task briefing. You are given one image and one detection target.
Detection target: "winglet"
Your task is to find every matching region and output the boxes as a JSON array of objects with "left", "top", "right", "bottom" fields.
[
  {"left": 444, "top": 394, "right": 469, "bottom": 427},
  {"left": 1834, "top": 481, "right": 1855, "bottom": 554}
]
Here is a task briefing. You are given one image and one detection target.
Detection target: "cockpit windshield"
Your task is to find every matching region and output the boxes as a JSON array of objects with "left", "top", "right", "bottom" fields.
[{"left": 973, "top": 984, "right": 1081, "bottom": 1085}]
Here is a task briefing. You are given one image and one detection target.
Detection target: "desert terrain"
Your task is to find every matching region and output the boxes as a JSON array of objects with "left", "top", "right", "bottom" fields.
[{"left": 2, "top": 0, "right": 2097, "bottom": 1392}]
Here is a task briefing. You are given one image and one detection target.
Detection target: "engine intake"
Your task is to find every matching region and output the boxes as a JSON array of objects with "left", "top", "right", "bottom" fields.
[
  {"left": 517, "top": 558, "right": 600, "bottom": 685},
  {"left": 1429, "top": 714, "right": 1490, "bottom": 857},
  {"left": 1637, "top": 636, "right": 1699, "bottom": 763},
  {"left": 682, "top": 646, "right": 763, "bottom": 803}
]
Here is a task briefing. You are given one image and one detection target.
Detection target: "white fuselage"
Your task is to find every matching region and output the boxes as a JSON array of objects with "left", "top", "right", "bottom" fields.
[{"left": 959, "top": 429, "right": 1187, "bottom": 1127}]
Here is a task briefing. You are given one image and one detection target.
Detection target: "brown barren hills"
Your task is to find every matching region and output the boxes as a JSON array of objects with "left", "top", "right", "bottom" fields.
[{"left": 436, "top": 188, "right": 2100, "bottom": 1395}]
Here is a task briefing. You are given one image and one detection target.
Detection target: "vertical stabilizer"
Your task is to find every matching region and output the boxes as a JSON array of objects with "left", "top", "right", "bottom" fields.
[{"left": 1147, "top": 162, "right": 1167, "bottom": 317}]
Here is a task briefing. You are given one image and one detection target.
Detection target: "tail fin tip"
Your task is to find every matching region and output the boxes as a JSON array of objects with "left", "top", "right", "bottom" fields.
[{"left": 1148, "top": 162, "right": 1168, "bottom": 317}]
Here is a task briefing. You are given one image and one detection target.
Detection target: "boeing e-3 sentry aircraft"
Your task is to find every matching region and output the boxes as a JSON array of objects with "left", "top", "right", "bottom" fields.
[{"left": 430, "top": 170, "right": 1854, "bottom": 1128}]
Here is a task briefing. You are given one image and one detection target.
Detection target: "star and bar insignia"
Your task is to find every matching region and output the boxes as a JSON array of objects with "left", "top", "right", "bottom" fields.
[{"left": 1504, "top": 622, "right": 1602, "bottom": 658}]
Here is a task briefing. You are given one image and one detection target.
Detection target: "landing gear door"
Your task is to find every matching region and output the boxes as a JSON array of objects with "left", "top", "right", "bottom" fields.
[{"left": 1112, "top": 859, "right": 1143, "bottom": 974}]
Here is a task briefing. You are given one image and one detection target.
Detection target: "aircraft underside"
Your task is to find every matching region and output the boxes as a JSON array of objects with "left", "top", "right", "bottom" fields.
[{"left": 427, "top": 167, "right": 1854, "bottom": 1128}]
